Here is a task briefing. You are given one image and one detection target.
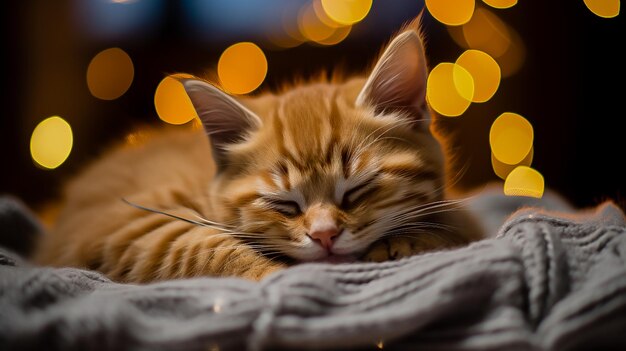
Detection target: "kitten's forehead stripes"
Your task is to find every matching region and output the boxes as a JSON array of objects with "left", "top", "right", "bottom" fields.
[
  {"left": 271, "top": 110, "right": 302, "bottom": 170},
  {"left": 323, "top": 90, "right": 342, "bottom": 164}
]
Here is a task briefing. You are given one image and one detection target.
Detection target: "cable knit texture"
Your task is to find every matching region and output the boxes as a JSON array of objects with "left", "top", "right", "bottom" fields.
[{"left": 1, "top": 194, "right": 626, "bottom": 350}]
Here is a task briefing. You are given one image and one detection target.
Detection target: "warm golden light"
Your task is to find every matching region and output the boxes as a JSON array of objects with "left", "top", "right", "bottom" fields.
[
  {"left": 86, "top": 47, "right": 134, "bottom": 100},
  {"left": 482, "top": 0, "right": 518, "bottom": 9},
  {"left": 492, "top": 147, "right": 533, "bottom": 180},
  {"left": 299, "top": 4, "right": 336, "bottom": 43},
  {"left": 448, "top": 8, "right": 525, "bottom": 78},
  {"left": 217, "top": 42, "right": 268, "bottom": 95},
  {"left": 282, "top": 3, "right": 308, "bottom": 45},
  {"left": 291, "top": 0, "right": 352, "bottom": 47},
  {"left": 376, "top": 339, "right": 384, "bottom": 349},
  {"left": 461, "top": 8, "right": 510, "bottom": 58},
  {"left": 320, "top": 0, "right": 372, "bottom": 25},
  {"left": 583, "top": 0, "right": 620, "bottom": 18},
  {"left": 266, "top": 32, "right": 304, "bottom": 50},
  {"left": 30, "top": 116, "right": 73, "bottom": 170},
  {"left": 427, "top": 63, "right": 474, "bottom": 117},
  {"left": 490, "top": 112, "right": 534, "bottom": 165},
  {"left": 317, "top": 25, "right": 351, "bottom": 46},
  {"left": 266, "top": 2, "right": 307, "bottom": 49},
  {"left": 313, "top": 0, "right": 342, "bottom": 27},
  {"left": 213, "top": 298, "right": 223, "bottom": 313},
  {"left": 496, "top": 28, "right": 525, "bottom": 78},
  {"left": 124, "top": 130, "right": 149, "bottom": 148},
  {"left": 504, "top": 166, "right": 544, "bottom": 198},
  {"left": 456, "top": 50, "right": 501, "bottom": 103},
  {"left": 154, "top": 74, "right": 198, "bottom": 125},
  {"left": 426, "top": 0, "right": 475, "bottom": 26}
]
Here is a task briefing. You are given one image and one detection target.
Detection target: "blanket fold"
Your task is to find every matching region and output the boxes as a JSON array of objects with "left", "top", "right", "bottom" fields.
[{"left": 1, "top": 197, "right": 625, "bottom": 351}]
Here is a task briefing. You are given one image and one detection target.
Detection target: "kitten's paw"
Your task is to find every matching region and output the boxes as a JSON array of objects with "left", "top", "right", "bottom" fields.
[{"left": 363, "top": 237, "right": 415, "bottom": 262}]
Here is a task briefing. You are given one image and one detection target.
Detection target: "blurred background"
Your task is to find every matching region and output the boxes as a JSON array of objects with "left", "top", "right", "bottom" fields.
[{"left": 1, "top": 0, "right": 623, "bottom": 212}]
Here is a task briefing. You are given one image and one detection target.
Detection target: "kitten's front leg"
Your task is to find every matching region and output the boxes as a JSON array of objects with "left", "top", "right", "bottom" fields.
[
  {"left": 362, "top": 209, "right": 483, "bottom": 262},
  {"left": 362, "top": 236, "right": 420, "bottom": 262}
]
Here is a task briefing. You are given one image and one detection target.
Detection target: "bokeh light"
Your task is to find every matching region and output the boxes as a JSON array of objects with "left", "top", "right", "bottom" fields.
[
  {"left": 267, "top": 3, "right": 306, "bottom": 50},
  {"left": 482, "top": 0, "right": 518, "bottom": 9},
  {"left": 456, "top": 50, "right": 501, "bottom": 103},
  {"left": 317, "top": 25, "right": 352, "bottom": 46},
  {"left": 217, "top": 42, "right": 268, "bottom": 94},
  {"left": 313, "top": 0, "right": 341, "bottom": 28},
  {"left": 320, "top": 0, "right": 372, "bottom": 25},
  {"left": 86, "top": 47, "right": 134, "bottom": 100},
  {"left": 298, "top": 3, "right": 352, "bottom": 46},
  {"left": 154, "top": 74, "right": 198, "bottom": 125},
  {"left": 426, "top": 0, "right": 475, "bottom": 26},
  {"left": 427, "top": 63, "right": 474, "bottom": 117},
  {"left": 30, "top": 116, "right": 73, "bottom": 170},
  {"left": 299, "top": 4, "right": 337, "bottom": 43},
  {"left": 492, "top": 147, "right": 533, "bottom": 180},
  {"left": 490, "top": 112, "right": 534, "bottom": 165},
  {"left": 461, "top": 8, "right": 510, "bottom": 58},
  {"left": 496, "top": 27, "right": 525, "bottom": 78},
  {"left": 583, "top": 0, "right": 620, "bottom": 18},
  {"left": 448, "top": 7, "right": 526, "bottom": 78},
  {"left": 124, "top": 130, "right": 155, "bottom": 149},
  {"left": 504, "top": 166, "right": 544, "bottom": 198}
]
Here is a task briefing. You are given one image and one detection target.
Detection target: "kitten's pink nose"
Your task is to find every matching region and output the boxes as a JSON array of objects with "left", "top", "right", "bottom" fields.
[{"left": 309, "top": 227, "right": 341, "bottom": 250}]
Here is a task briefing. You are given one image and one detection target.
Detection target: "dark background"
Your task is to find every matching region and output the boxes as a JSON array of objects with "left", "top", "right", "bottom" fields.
[{"left": 1, "top": 0, "right": 624, "bottom": 212}]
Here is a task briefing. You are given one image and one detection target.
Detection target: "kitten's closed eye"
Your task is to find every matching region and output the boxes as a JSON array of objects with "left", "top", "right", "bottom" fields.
[
  {"left": 341, "top": 182, "right": 377, "bottom": 209},
  {"left": 265, "top": 198, "right": 301, "bottom": 217}
]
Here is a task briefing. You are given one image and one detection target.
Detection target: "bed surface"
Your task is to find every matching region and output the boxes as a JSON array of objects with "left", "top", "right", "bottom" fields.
[{"left": 1, "top": 190, "right": 625, "bottom": 350}]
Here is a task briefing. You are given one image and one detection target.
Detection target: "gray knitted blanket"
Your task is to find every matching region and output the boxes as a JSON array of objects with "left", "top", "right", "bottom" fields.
[{"left": 1, "top": 193, "right": 626, "bottom": 350}]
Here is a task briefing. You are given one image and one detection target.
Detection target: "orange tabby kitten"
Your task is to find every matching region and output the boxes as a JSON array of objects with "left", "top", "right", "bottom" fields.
[{"left": 34, "top": 20, "right": 482, "bottom": 282}]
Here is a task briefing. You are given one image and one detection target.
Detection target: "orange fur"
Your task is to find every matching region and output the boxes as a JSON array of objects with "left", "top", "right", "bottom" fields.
[{"left": 34, "top": 19, "right": 482, "bottom": 282}]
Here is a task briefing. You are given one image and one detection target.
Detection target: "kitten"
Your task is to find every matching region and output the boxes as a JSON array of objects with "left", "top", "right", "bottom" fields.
[{"left": 34, "top": 19, "right": 482, "bottom": 282}]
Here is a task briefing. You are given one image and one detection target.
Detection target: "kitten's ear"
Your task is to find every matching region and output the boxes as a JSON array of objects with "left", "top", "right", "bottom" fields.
[
  {"left": 181, "top": 79, "right": 262, "bottom": 170},
  {"left": 356, "top": 21, "right": 429, "bottom": 128}
]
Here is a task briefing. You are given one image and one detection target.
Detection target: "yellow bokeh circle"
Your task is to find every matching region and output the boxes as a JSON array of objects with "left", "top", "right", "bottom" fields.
[
  {"left": 426, "top": 0, "right": 475, "bottom": 26},
  {"left": 583, "top": 0, "right": 620, "bottom": 18},
  {"left": 299, "top": 4, "right": 336, "bottom": 43},
  {"left": 456, "top": 50, "right": 501, "bottom": 103},
  {"left": 462, "top": 8, "right": 511, "bottom": 58},
  {"left": 447, "top": 8, "right": 525, "bottom": 78},
  {"left": 490, "top": 112, "right": 534, "bottom": 165},
  {"left": 492, "top": 147, "right": 533, "bottom": 180},
  {"left": 504, "top": 166, "right": 544, "bottom": 198},
  {"left": 317, "top": 25, "right": 351, "bottom": 46},
  {"left": 154, "top": 74, "right": 198, "bottom": 125},
  {"left": 218, "top": 42, "right": 268, "bottom": 95},
  {"left": 482, "top": 0, "right": 518, "bottom": 9},
  {"left": 30, "top": 116, "right": 73, "bottom": 170},
  {"left": 87, "top": 48, "right": 134, "bottom": 100},
  {"left": 427, "top": 63, "right": 474, "bottom": 117},
  {"left": 299, "top": 2, "right": 352, "bottom": 46},
  {"left": 320, "top": 0, "right": 372, "bottom": 25}
]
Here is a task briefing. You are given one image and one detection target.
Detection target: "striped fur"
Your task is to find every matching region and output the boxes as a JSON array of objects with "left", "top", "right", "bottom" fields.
[{"left": 34, "top": 20, "right": 482, "bottom": 282}]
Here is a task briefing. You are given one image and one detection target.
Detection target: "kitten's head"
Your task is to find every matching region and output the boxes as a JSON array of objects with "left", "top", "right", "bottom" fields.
[{"left": 183, "top": 23, "right": 447, "bottom": 262}]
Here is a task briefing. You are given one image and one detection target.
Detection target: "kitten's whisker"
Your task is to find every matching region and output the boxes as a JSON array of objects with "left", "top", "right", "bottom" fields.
[
  {"left": 448, "top": 159, "right": 471, "bottom": 190},
  {"left": 370, "top": 198, "right": 468, "bottom": 226},
  {"left": 382, "top": 223, "right": 457, "bottom": 235},
  {"left": 189, "top": 213, "right": 236, "bottom": 228},
  {"left": 387, "top": 206, "right": 464, "bottom": 223},
  {"left": 122, "top": 198, "right": 217, "bottom": 228},
  {"left": 122, "top": 199, "right": 265, "bottom": 238}
]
